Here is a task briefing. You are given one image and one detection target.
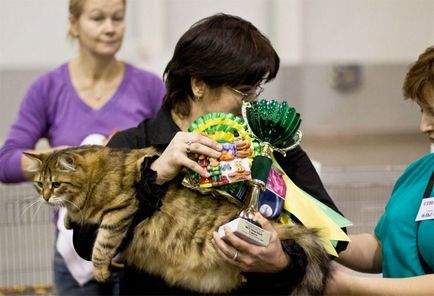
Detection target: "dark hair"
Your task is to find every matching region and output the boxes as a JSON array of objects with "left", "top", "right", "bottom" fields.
[
  {"left": 163, "top": 13, "right": 280, "bottom": 117},
  {"left": 402, "top": 46, "right": 434, "bottom": 107}
]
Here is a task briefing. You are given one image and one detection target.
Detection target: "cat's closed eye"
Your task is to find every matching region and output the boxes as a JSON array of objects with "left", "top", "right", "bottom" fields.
[{"left": 34, "top": 181, "right": 43, "bottom": 189}]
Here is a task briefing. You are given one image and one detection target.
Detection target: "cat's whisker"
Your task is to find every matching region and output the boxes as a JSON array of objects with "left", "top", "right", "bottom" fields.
[
  {"left": 30, "top": 200, "right": 45, "bottom": 221},
  {"left": 21, "top": 197, "right": 42, "bottom": 217},
  {"left": 20, "top": 197, "right": 49, "bottom": 223},
  {"left": 20, "top": 194, "right": 40, "bottom": 202}
]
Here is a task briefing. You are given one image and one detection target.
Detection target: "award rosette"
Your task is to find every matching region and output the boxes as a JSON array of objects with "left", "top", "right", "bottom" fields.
[{"left": 184, "top": 112, "right": 260, "bottom": 194}]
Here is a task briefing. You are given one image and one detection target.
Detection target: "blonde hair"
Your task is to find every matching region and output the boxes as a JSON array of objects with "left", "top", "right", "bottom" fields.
[
  {"left": 402, "top": 46, "right": 434, "bottom": 107},
  {"left": 67, "top": 0, "right": 126, "bottom": 38}
]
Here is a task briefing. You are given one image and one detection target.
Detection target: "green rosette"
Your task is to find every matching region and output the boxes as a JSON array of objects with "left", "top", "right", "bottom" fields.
[
  {"left": 188, "top": 112, "right": 260, "bottom": 153},
  {"left": 183, "top": 112, "right": 261, "bottom": 204}
]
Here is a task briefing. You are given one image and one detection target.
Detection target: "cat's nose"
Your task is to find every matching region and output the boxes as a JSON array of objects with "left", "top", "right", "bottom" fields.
[{"left": 42, "top": 190, "right": 50, "bottom": 201}]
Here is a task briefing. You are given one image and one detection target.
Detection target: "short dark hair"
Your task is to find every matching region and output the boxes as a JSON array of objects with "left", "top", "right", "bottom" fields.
[
  {"left": 403, "top": 46, "right": 434, "bottom": 107},
  {"left": 163, "top": 13, "right": 280, "bottom": 117}
]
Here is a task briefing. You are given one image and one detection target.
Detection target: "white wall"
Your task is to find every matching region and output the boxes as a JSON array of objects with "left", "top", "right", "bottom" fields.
[
  {"left": 1, "top": 0, "right": 433, "bottom": 69},
  {"left": 0, "top": 0, "right": 75, "bottom": 69},
  {"left": 0, "top": 0, "right": 433, "bottom": 142},
  {"left": 302, "top": 0, "right": 434, "bottom": 64}
]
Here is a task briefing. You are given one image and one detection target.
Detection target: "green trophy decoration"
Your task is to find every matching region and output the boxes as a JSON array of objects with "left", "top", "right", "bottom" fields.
[{"left": 218, "top": 99, "right": 303, "bottom": 246}]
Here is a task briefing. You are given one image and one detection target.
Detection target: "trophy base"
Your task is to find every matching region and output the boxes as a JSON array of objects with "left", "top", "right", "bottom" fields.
[{"left": 218, "top": 217, "right": 271, "bottom": 247}]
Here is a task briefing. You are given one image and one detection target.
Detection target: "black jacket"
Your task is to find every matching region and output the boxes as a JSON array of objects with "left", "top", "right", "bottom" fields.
[{"left": 73, "top": 105, "right": 348, "bottom": 295}]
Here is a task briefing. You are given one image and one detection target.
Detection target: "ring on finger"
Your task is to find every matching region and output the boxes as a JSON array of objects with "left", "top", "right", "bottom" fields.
[
  {"left": 232, "top": 250, "right": 239, "bottom": 261},
  {"left": 186, "top": 141, "right": 192, "bottom": 154}
]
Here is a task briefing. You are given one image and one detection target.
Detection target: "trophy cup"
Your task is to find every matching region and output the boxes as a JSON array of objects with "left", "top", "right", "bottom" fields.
[{"left": 218, "top": 100, "right": 303, "bottom": 246}]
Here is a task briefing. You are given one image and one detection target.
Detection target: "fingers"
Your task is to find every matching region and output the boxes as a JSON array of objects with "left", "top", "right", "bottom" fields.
[
  {"left": 212, "top": 232, "right": 242, "bottom": 266},
  {"left": 171, "top": 132, "right": 222, "bottom": 176},
  {"left": 179, "top": 132, "right": 222, "bottom": 158},
  {"left": 212, "top": 227, "right": 265, "bottom": 272},
  {"left": 254, "top": 212, "right": 273, "bottom": 231},
  {"left": 219, "top": 226, "right": 257, "bottom": 254},
  {"left": 212, "top": 217, "right": 290, "bottom": 273},
  {"left": 184, "top": 158, "right": 210, "bottom": 177},
  {"left": 253, "top": 212, "right": 281, "bottom": 245}
]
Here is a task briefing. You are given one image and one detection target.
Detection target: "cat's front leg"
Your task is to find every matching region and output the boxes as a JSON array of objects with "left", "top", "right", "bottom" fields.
[
  {"left": 92, "top": 196, "right": 137, "bottom": 282},
  {"left": 63, "top": 212, "right": 73, "bottom": 229}
]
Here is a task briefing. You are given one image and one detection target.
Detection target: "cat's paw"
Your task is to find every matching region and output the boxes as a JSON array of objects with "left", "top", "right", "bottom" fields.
[{"left": 94, "top": 267, "right": 111, "bottom": 282}]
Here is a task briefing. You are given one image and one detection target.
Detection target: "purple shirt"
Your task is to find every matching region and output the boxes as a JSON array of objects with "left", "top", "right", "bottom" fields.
[{"left": 0, "top": 63, "right": 165, "bottom": 183}]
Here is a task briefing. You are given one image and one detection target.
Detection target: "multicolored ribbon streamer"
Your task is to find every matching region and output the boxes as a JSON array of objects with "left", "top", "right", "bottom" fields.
[{"left": 272, "top": 155, "right": 352, "bottom": 256}]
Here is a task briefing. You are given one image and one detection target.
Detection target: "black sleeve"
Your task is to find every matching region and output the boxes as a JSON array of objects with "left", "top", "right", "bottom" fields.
[
  {"left": 274, "top": 145, "right": 349, "bottom": 254},
  {"left": 72, "top": 223, "right": 98, "bottom": 261}
]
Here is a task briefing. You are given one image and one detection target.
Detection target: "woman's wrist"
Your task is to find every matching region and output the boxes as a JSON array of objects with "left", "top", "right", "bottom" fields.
[
  {"left": 277, "top": 246, "right": 291, "bottom": 271},
  {"left": 149, "top": 157, "right": 169, "bottom": 185}
]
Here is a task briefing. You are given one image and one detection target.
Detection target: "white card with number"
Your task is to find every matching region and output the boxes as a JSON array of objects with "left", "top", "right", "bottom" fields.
[{"left": 416, "top": 197, "right": 434, "bottom": 221}]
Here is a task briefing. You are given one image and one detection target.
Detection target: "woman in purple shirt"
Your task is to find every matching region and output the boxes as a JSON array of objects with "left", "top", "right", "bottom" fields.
[{"left": 0, "top": 0, "right": 164, "bottom": 295}]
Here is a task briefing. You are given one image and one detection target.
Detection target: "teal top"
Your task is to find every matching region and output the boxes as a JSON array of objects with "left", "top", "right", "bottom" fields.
[{"left": 375, "top": 153, "right": 434, "bottom": 277}]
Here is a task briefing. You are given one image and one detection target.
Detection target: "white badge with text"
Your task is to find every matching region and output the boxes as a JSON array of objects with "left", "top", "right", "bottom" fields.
[{"left": 416, "top": 197, "right": 434, "bottom": 221}]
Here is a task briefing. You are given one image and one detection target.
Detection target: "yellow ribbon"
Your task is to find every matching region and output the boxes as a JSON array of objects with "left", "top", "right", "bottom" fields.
[{"left": 272, "top": 156, "right": 351, "bottom": 256}]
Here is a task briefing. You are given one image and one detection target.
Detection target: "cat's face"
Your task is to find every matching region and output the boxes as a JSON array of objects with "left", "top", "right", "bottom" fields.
[{"left": 24, "top": 150, "right": 86, "bottom": 209}]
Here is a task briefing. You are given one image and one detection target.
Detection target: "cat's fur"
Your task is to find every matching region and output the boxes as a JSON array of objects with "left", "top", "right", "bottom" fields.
[{"left": 25, "top": 145, "right": 330, "bottom": 294}]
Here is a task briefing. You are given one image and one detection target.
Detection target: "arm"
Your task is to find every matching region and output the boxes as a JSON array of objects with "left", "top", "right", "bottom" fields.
[
  {"left": 336, "top": 233, "right": 382, "bottom": 273},
  {"left": 0, "top": 76, "right": 56, "bottom": 183},
  {"left": 327, "top": 267, "right": 434, "bottom": 296}
]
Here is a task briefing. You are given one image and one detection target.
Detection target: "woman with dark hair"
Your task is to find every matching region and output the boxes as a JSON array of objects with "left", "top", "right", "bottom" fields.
[{"left": 73, "top": 13, "right": 347, "bottom": 295}]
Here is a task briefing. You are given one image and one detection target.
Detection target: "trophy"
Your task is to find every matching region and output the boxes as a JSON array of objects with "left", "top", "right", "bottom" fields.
[{"left": 218, "top": 100, "right": 302, "bottom": 246}]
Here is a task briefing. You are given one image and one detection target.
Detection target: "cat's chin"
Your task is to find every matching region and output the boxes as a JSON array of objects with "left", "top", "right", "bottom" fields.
[{"left": 46, "top": 198, "right": 65, "bottom": 207}]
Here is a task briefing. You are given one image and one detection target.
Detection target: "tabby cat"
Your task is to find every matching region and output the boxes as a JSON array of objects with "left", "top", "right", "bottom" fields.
[{"left": 25, "top": 145, "right": 330, "bottom": 294}]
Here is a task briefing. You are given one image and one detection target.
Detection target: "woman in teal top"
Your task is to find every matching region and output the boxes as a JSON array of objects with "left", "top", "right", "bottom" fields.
[
  {"left": 375, "top": 153, "right": 434, "bottom": 277},
  {"left": 326, "top": 46, "right": 434, "bottom": 295}
]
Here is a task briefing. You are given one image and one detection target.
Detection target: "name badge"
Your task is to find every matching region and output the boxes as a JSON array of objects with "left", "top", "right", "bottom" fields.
[{"left": 416, "top": 197, "right": 434, "bottom": 221}]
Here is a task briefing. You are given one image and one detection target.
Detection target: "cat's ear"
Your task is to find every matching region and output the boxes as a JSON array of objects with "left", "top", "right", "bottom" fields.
[
  {"left": 23, "top": 152, "right": 44, "bottom": 172},
  {"left": 57, "top": 154, "right": 77, "bottom": 172}
]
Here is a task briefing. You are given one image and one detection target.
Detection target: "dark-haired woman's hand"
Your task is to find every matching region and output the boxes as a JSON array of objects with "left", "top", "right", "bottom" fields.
[
  {"left": 150, "top": 131, "right": 222, "bottom": 185},
  {"left": 212, "top": 212, "right": 290, "bottom": 273}
]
